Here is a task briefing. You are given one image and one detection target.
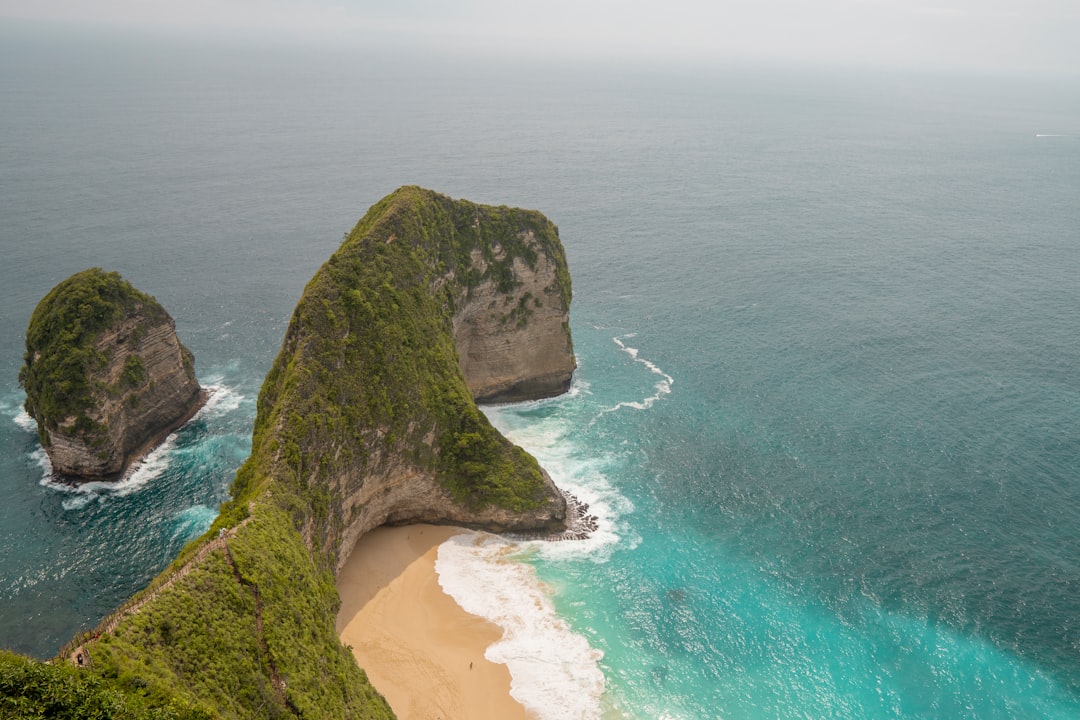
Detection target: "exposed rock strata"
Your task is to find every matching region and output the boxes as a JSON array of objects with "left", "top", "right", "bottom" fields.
[
  {"left": 333, "top": 450, "right": 568, "bottom": 574},
  {"left": 452, "top": 240, "right": 576, "bottom": 402},
  {"left": 21, "top": 269, "right": 204, "bottom": 479}
]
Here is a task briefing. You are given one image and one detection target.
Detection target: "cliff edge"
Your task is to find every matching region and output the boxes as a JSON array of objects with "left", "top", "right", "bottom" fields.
[
  {"left": 20, "top": 268, "right": 204, "bottom": 479},
  {"left": 12, "top": 188, "right": 577, "bottom": 719}
]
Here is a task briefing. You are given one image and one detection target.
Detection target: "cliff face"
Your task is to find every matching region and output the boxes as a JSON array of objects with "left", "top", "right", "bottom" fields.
[
  {"left": 21, "top": 269, "right": 204, "bottom": 479},
  {"left": 452, "top": 234, "right": 575, "bottom": 403},
  {"left": 39, "top": 312, "right": 203, "bottom": 478}
]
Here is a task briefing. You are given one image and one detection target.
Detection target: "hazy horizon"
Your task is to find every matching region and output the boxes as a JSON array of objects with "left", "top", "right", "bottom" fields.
[{"left": 2, "top": 0, "right": 1079, "bottom": 78}]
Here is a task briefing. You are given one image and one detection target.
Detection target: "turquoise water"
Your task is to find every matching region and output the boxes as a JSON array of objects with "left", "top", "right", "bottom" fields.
[{"left": 3, "top": 25, "right": 1080, "bottom": 718}]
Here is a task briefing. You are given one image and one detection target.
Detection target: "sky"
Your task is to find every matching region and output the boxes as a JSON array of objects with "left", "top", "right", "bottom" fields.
[{"left": 1, "top": 0, "right": 1079, "bottom": 75}]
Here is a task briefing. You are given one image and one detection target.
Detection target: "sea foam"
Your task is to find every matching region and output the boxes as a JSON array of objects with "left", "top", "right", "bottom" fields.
[
  {"left": 603, "top": 335, "right": 674, "bottom": 413},
  {"left": 31, "top": 383, "right": 245, "bottom": 509},
  {"left": 39, "top": 435, "right": 179, "bottom": 509},
  {"left": 436, "top": 533, "right": 607, "bottom": 720},
  {"left": 482, "top": 399, "right": 637, "bottom": 562},
  {"left": 466, "top": 373, "right": 645, "bottom": 717},
  {"left": 13, "top": 409, "right": 36, "bottom": 433},
  {"left": 197, "top": 382, "right": 244, "bottom": 417}
]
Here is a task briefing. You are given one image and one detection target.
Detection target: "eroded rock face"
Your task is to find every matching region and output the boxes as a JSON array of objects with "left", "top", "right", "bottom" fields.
[
  {"left": 333, "top": 432, "right": 567, "bottom": 572},
  {"left": 244, "top": 187, "right": 576, "bottom": 570},
  {"left": 452, "top": 236, "right": 576, "bottom": 403},
  {"left": 22, "top": 269, "right": 204, "bottom": 479},
  {"left": 47, "top": 315, "right": 204, "bottom": 478}
]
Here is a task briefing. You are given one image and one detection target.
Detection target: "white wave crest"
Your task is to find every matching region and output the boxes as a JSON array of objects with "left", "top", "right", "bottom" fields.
[
  {"left": 61, "top": 495, "right": 95, "bottom": 511},
  {"left": 481, "top": 374, "right": 592, "bottom": 411},
  {"left": 482, "top": 403, "right": 637, "bottom": 562},
  {"left": 603, "top": 335, "right": 674, "bottom": 413},
  {"left": 436, "top": 533, "right": 607, "bottom": 720},
  {"left": 31, "top": 381, "right": 243, "bottom": 509},
  {"left": 38, "top": 435, "right": 178, "bottom": 507},
  {"left": 196, "top": 382, "right": 244, "bottom": 417},
  {"left": 31, "top": 446, "right": 54, "bottom": 477},
  {"left": 113, "top": 436, "right": 177, "bottom": 495},
  {"left": 13, "top": 409, "right": 37, "bottom": 432}
]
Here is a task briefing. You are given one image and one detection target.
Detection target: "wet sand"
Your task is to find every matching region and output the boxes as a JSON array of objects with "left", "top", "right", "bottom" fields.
[{"left": 336, "top": 524, "right": 531, "bottom": 720}]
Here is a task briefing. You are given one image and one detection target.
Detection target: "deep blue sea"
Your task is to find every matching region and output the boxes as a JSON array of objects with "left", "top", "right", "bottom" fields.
[{"left": 3, "top": 23, "right": 1080, "bottom": 719}]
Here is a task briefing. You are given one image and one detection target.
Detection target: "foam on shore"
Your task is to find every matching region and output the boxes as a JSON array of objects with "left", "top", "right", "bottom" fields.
[
  {"left": 36, "top": 435, "right": 180, "bottom": 509},
  {"left": 482, "top": 398, "right": 638, "bottom": 562},
  {"left": 195, "top": 380, "right": 244, "bottom": 417},
  {"left": 13, "top": 408, "right": 36, "bottom": 432},
  {"left": 464, "top": 375, "right": 647, "bottom": 718},
  {"left": 436, "top": 533, "right": 607, "bottom": 720}
]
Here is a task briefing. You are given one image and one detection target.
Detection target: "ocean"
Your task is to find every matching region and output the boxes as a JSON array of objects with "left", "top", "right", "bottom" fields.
[{"left": 3, "top": 24, "right": 1080, "bottom": 719}]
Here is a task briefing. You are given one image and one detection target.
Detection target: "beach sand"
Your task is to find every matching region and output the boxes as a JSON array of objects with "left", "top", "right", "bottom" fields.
[{"left": 336, "top": 524, "right": 531, "bottom": 720}]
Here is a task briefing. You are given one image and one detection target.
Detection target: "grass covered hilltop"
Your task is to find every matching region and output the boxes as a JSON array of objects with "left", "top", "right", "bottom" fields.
[{"left": 1, "top": 187, "right": 576, "bottom": 718}]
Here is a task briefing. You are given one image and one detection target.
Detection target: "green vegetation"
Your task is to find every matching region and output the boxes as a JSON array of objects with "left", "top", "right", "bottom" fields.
[
  {"left": 0, "top": 650, "right": 211, "bottom": 719},
  {"left": 89, "top": 507, "right": 393, "bottom": 720},
  {"left": 239, "top": 185, "right": 568, "bottom": 567},
  {"left": 121, "top": 355, "right": 148, "bottom": 388},
  {"left": 19, "top": 268, "right": 170, "bottom": 446},
  {"left": 4, "top": 188, "right": 573, "bottom": 719}
]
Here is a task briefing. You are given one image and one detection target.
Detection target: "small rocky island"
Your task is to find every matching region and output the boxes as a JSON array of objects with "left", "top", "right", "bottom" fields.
[{"left": 20, "top": 268, "right": 204, "bottom": 479}]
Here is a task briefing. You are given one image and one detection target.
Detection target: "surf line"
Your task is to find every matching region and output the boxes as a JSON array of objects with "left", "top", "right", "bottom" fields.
[
  {"left": 602, "top": 334, "right": 674, "bottom": 413},
  {"left": 32, "top": 383, "right": 238, "bottom": 508}
]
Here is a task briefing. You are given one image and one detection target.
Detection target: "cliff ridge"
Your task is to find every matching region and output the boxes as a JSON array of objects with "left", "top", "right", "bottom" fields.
[{"left": 235, "top": 187, "right": 577, "bottom": 571}]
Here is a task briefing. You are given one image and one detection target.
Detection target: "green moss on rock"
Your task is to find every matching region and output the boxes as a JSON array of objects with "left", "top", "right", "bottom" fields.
[{"left": 20, "top": 268, "right": 168, "bottom": 446}]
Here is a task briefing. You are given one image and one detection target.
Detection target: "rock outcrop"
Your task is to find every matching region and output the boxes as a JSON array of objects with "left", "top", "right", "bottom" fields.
[
  {"left": 20, "top": 268, "right": 204, "bottom": 479},
  {"left": 452, "top": 235, "right": 575, "bottom": 403},
  {"left": 245, "top": 186, "right": 576, "bottom": 569}
]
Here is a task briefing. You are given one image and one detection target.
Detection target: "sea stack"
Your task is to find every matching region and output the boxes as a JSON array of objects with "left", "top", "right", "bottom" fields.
[{"left": 20, "top": 268, "right": 204, "bottom": 479}]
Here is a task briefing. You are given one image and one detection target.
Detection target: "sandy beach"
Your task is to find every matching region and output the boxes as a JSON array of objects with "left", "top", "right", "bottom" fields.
[{"left": 336, "top": 524, "right": 531, "bottom": 720}]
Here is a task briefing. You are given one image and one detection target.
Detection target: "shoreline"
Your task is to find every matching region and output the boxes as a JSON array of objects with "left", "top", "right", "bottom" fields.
[{"left": 336, "top": 524, "right": 531, "bottom": 720}]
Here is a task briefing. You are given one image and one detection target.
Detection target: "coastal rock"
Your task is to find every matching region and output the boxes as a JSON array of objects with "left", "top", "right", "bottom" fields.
[
  {"left": 20, "top": 269, "right": 204, "bottom": 479},
  {"left": 452, "top": 237, "right": 575, "bottom": 402},
  {"left": 245, "top": 186, "right": 576, "bottom": 569}
]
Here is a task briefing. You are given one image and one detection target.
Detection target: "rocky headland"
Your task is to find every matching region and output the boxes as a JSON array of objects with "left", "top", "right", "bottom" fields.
[
  {"left": 451, "top": 227, "right": 576, "bottom": 403},
  {"left": 20, "top": 268, "right": 204, "bottom": 480},
  {"left": 0, "top": 188, "right": 578, "bottom": 719}
]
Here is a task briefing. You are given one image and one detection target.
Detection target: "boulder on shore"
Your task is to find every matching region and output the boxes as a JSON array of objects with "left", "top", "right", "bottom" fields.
[{"left": 20, "top": 268, "right": 204, "bottom": 479}]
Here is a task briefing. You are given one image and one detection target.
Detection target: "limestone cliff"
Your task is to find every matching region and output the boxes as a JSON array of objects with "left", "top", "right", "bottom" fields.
[
  {"left": 30, "top": 188, "right": 576, "bottom": 719},
  {"left": 248, "top": 186, "right": 575, "bottom": 569},
  {"left": 20, "top": 269, "right": 204, "bottom": 479},
  {"left": 452, "top": 232, "right": 575, "bottom": 402}
]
